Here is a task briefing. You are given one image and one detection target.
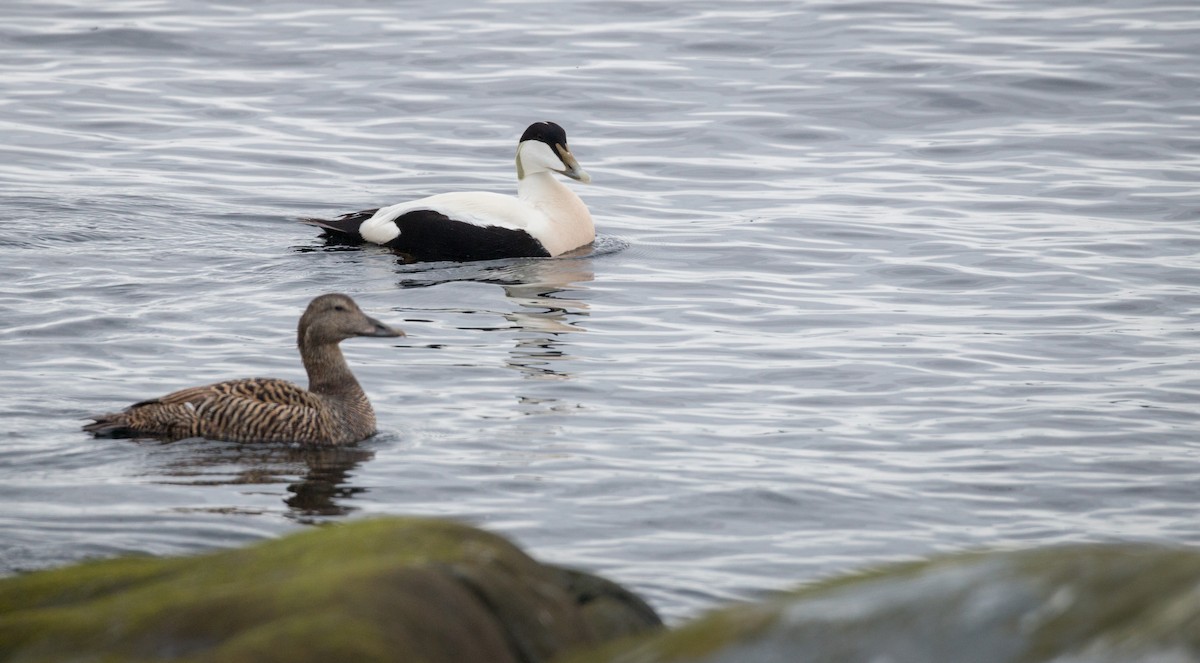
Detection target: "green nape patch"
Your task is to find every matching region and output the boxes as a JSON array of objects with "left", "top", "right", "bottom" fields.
[{"left": 0, "top": 517, "right": 660, "bottom": 663}]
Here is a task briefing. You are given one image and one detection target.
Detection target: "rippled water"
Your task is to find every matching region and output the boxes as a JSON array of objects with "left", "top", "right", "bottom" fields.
[{"left": 2, "top": 0, "right": 1199, "bottom": 621}]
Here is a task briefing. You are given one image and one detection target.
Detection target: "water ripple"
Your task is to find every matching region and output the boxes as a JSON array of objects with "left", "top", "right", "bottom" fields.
[{"left": 1, "top": 0, "right": 1198, "bottom": 624}]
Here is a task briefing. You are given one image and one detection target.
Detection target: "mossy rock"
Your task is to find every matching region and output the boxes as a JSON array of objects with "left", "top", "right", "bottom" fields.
[
  {"left": 0, "top": 517, "right": 661, "bottom": 663},
  {"left": 565, "top": 544, "right": 1200, "bottom": 663}
]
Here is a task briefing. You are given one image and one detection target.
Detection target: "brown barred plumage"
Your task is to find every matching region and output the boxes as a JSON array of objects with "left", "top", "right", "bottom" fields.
[{"left": 84, "top": 294, "right": 404, "bottom": 446}]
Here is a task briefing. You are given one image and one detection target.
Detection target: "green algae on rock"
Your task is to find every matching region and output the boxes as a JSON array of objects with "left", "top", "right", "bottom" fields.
[
  {"left": 0, "top": 518, "right": 661, "bottom": 663},
  {"left": 564, "top": 544, "right": 1200, "bottom": 663}
]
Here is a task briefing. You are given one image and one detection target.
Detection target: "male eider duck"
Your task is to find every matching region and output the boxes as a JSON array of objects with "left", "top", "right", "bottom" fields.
[
  {"left": 83, "top": 294, "right": 404, "bottom": 446},
  {"left": 302, "top": 121, "right": 594, "bottom": 262}
]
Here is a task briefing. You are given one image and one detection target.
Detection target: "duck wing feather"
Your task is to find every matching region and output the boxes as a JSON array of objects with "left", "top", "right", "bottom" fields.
[{"left": 86, "top": 378, "right": 337, "bottom": 444}]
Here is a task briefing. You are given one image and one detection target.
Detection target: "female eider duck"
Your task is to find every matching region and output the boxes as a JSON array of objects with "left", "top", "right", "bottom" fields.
[
  {"left": 302, "top": 121, "right": 594, "bottom": 262},
  {"left": 83, "top": 294, "right": 403, "bottom": 446}
]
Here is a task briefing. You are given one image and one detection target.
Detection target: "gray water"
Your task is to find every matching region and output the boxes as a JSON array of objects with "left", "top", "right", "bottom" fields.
[{"left": 2, "top": 0, "right": 1198, "bottom": 622}]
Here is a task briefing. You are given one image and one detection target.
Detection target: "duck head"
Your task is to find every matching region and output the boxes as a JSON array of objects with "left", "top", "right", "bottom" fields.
[
  {"left": 298, "top": 293, "right": 405, "bottom": 347},
  {"left": 515, "top": 121, "right": 591, "bottom": 183}
]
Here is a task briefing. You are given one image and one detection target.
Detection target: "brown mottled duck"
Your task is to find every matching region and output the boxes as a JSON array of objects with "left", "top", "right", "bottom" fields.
[{"left": 83, "top": 293, "right": 404, "bottom": 446}]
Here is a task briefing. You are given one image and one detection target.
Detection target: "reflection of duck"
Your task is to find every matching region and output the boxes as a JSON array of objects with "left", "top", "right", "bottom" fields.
[
  {"left": 302, "top": 122, "right": 594, "bottom": 262},
  {"left": 499, "top": 258, "right": 594, "bottom": 336},
  {"left": 152, "top": 441, "right": 376, "bottom": 518},
  {"left": 84, "top": 294, "right": 403, "bottom": 446},
  {"left": 399, "top": 256, "right": 595, "bottom": 381},
  {"left": 285, "top": 447, "right": 375, "bottom": 517}
]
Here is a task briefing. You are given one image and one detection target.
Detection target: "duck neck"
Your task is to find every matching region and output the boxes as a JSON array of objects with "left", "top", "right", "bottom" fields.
[
  {"left": 302, "top": 342, "right": 364, "bottom": 399},
  {"left": 518, "top": 170, "right": 570, "bottom": 205}
]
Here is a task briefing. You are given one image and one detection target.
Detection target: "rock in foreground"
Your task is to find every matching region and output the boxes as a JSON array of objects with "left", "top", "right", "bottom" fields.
[
  {"left": 0, "top": 518, "right": 660, "bottom": 663},
  {"left": 566, "top": 544, "right": 1200, "bottom": 663}
]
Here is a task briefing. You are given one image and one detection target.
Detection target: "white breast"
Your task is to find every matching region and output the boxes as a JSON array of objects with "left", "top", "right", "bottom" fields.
[{"left": 517, "top": 172, "right": 595, "bottom": 256}]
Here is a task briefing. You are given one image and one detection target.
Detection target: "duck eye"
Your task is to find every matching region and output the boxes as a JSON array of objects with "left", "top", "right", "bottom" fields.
[{"left": 333, "top": 305, "right": 347, "bottom": 312}]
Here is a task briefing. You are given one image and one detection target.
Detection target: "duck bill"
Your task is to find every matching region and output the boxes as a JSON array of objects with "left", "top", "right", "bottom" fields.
[
  {"left": 360, "top": 316, "right": 406, "bottom": 338},
  {"left": 556, "top": 144, "right": 592, "bottom": 183}
]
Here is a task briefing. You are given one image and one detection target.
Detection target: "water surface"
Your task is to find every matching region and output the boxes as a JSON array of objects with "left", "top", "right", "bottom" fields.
[{"left": 1, "top": 0, "right": 1199, "bottom": 621}]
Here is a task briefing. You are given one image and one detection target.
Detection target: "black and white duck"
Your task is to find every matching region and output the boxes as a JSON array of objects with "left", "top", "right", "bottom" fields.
[{"left": 302, "top": 121, "right": 594, "bottom": 262}]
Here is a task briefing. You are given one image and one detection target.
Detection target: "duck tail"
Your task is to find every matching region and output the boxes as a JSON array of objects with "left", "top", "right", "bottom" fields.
[
  {"left": 82, "top": 413, "right": 134, "bottom": 438},
  {"left": 299, "top": 209, "right": 379, "bottom": 240}
]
